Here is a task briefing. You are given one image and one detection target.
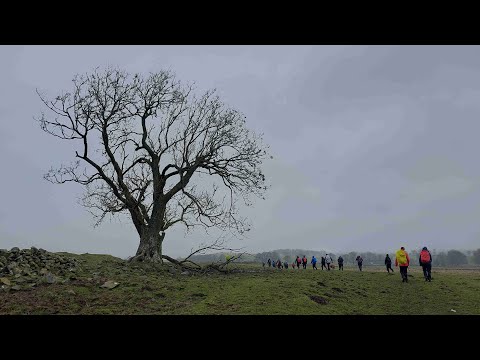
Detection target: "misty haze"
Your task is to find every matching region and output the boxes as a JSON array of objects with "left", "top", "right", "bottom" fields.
[{"left": 2, "top": 45, "right": 480, "bottom": 258}]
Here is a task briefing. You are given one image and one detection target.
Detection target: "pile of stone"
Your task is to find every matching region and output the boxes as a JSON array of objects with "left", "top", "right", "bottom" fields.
[{"left": 0, "top": 247, "right": 81, "bottom": 292}]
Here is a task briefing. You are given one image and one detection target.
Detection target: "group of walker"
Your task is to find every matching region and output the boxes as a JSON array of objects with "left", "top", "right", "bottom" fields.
[
  {"left": 266, "top": 254, "right": 338, "bottom": 271},
  {"left": 263, "top": 246, "right": 434, "bottom": 283}
]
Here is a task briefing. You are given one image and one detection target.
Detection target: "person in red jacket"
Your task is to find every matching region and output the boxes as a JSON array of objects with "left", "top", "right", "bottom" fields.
[{"left": 395, "top": 246, "right": 410, "bottom": 283}]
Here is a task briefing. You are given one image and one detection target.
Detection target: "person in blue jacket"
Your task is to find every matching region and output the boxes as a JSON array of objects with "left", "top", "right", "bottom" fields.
[{"left": 311, "top": 255, "right": 318, "bottom": 270}]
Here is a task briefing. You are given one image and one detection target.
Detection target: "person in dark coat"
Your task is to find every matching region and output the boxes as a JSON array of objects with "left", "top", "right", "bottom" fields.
[
  {"left": 356, "top": 255, "right": 363, "bottom": 271},
  {"left": 419, "top": 247, "right": 433, "bottom": 281},
  {"left": 321, "top": 256, "right": 326, "bottom": 270},
  {"left": 337, "top": 256, "right": 344, "bottom": 271},
  {"left": 385, "top": 254, "right": 394, "bottom": 273}
]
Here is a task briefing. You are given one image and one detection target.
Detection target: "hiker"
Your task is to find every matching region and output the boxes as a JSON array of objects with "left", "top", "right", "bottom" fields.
[
  {"left": 419, "top": 246, "right": 432, "bottom": 282},
  {"left": 337, "top": 256, "right": 344, "bottom": 270},
  {"left": 325, "top": 254, "right": 332, "bottom": 270},
  {"left": 395, "top": 247, "right": 410, "bottom": 283},
  {"left": 356, "top": 255, "right": 363, "bottom": 271},
  {"left": 302, "top": 255, "right": 308, "bottom": 269},
  {"left": 292, "top": 262, "right": 296, "bottom": 269},
  {"left": 284, "top": 261, "right": 289, "bottom": 269},
  {"left": 267, "top": 259, "right": 271, "bottom": 267},
  {"left": 385, "top": 254, "right": 394, "bottom": 273},
  {"left": 277, "top": 259, "right": 283, "bottom": 269},
  {"left": 311, "top": 256, "right": 318, "bottom": 270},
  {"left": 296, "top": 256, "right": 302, "bottom": 269},
  {"left": 321, "top": 256, "right": 326, "bottom": 270}
]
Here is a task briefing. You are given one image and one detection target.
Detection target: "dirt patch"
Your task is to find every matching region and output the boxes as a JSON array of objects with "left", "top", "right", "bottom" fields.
[
  {"left": 191, "top": 293, "right": 207, "bottom": 298},
  {"left": 309, "top": 295, "right": 328, "bottom": 305}
]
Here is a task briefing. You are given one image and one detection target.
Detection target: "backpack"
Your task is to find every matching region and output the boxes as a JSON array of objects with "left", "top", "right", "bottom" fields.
[
  {"left": 420, "top": 250, "right": 430, "bottom": 263},
  {"left": 397, "top": 250, "right": 408, "bottom": 265}
]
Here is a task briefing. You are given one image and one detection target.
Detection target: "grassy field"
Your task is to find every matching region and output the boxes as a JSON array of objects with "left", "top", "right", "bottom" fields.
[{"left": 1, "top": 253, "right": 479, "bottom": 315}]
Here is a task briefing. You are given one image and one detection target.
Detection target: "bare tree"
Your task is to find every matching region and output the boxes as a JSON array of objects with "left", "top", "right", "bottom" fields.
[{"left": 36, "top": 67, "right": 269, "bottom": 264}]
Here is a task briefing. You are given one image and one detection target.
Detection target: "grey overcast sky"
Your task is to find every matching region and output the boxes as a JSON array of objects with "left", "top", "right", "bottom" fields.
[{"left": 1, "top": 45, "right": 480, "bottom": 258}]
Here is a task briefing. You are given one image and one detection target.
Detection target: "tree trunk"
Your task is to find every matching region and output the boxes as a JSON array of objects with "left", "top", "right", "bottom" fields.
[{"left": 132, "top": 230, "right": 165, "bottom": 263}]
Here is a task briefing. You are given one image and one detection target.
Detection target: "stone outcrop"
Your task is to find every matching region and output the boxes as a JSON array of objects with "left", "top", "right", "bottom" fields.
[{"left": 0, "top": 247, "right": 81, "bottom": 292}]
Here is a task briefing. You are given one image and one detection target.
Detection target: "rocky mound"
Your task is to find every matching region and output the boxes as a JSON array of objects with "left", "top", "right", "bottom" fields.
[{"left": 0, "top": 247, "right": 81, "bottom": 292}]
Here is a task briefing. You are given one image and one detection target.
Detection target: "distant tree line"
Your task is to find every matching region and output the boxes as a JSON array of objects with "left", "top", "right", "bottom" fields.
[
  {"left": 189, "top": 253, "right": 256, "bottom": 263},
  {"left": 253, "top": 248, "right": 480, "bottom": 267},
  {"left": 189, "top": 248, "right": 480, "bottom": 267}
]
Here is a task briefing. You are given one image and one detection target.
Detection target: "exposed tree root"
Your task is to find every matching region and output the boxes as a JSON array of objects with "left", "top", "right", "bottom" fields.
[{"left": 128, "top": 252, "right": 245, "bottom": 274}]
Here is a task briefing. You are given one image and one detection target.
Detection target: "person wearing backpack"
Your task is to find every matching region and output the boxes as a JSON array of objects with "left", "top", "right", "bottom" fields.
[
  {"left": 267, "top": 259, "right": 271, "bottom": 267},
  {"left": 302, "top": 255, "right": 307, "bottom": 269},
  {"left": 325, "top": 254, "right": 332, "bottom": 270},
  {"left": 395, "top": 246, "right": 410, "bottom": 282},
  {"left": 311, "top": 256, "right": 318, "bottom": 270},
  {"left": 284, "top": 261, "right": 289, "bottom": 269},
  {"left": 296, "top": 256, "right": 302, "bottom": 269},
  {"left": 385, "top": 254, "right": 394, "bottom": 273},
  {"left": 321, "top": 256, "right": 326, "bottom": 270},
  {"left": 419, "top": 247, "right": 432, "bottom": 281},
  {"left": 337, "top": 256, "right": 344, "bottom": 270}
]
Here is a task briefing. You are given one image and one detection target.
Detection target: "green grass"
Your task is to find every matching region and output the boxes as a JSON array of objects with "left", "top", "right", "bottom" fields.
[{"left": 1, "top": 253, "right": 479, "bottom": 314}]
